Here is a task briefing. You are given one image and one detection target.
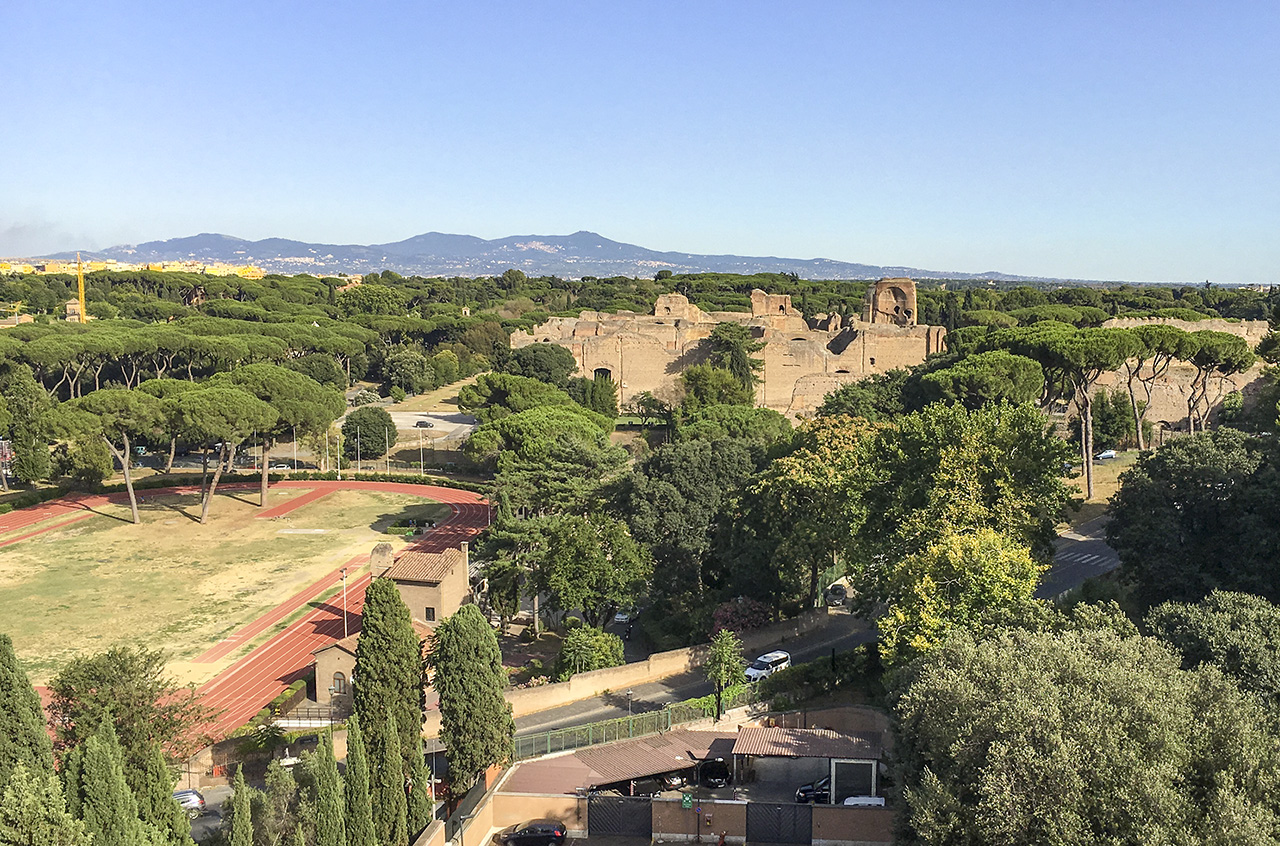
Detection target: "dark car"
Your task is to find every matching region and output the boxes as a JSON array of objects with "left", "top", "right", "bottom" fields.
[
  {"left": 700, "top": 759, "right": 732, "bottom": 788},
  {"left": 172, "top": 789, "right": 206, "bottom": 819},
  {"left": 628, "top": 772, "right": 684, "bottom": 796},
  {"left": 795, "top": 776, "right": 830, "bottom": 804},
  {"left": 491, "top": 819, "right": 566, "bottom": 846},
  {"left": 414, "top": 420, "right": 435, "bottom": 428},
  {"left": 825, "top": 584, "right": 847, "bottom": 606}
]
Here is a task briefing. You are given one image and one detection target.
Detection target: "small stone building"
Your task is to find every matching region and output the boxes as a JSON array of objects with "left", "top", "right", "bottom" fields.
[{"left": 312, "top": 542, "right": 472, "bottom": 707}]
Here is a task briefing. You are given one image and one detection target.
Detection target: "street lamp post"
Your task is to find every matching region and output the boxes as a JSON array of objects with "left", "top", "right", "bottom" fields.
[
  {"left": 341, "top": 568, "right": 349, "bottom": 639},
  {"left": 626, "top": 688, "right": 633, "bottom": 717}
]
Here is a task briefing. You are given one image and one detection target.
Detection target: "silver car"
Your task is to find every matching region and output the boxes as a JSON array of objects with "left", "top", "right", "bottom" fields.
[{"left": 173, "top": 789, "right": 206, "bottom": 819}]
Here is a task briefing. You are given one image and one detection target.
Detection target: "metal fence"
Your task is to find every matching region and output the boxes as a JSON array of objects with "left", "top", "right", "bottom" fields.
[{"left": 513, "top": 686, "right": 759, "bottom": 761}]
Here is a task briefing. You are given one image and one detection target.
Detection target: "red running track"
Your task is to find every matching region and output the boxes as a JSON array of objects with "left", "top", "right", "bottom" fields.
[{"left": 192, "top": 481, "right": 490, "bottom": 740}]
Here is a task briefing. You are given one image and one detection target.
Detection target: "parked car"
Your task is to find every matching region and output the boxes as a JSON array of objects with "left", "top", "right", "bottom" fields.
[
  {"left": 795, "top": 776, "right": 830, "bottom": 805},
  {"left": 613, "top": 608, "right": 634, "bottom": 625},
  {"left": 824, "top": 584, "right": 847, "bottom": 606},
  {"left": 270, "top": 463, "right": 291, "bottom": 470},
  {"left": 745, "top": 650, "right": 791, "bottom": 682},
  {"left": 1095, "top": 449, "right": 1117, "bottom": 460},
  {"left": 843, "top": 796, "right": 885, "bottom": 807},
  {"left": 491, "top": 820, "right": 566, "bottom": 846},
  {"left": 172, "top": 789, "right": 206, "bottom": 819},
  {"left": 625, "top": 772, "right": 685, "bottom": 796},
  {"left": 414, "top": 420, "right": 435, "bottom": 428},
  {"left": 699, "top": 759, "right": 733, "bottom": 788}
]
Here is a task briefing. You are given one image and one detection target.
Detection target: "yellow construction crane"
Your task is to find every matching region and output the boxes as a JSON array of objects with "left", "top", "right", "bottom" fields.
[{"left": 75, "top": 252, "right": 87, "bottom": 323}]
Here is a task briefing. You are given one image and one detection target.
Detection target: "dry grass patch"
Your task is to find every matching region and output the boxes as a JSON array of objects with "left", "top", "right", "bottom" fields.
[{"left": 0, "top": 487, "right": 449, "bottom": 682}]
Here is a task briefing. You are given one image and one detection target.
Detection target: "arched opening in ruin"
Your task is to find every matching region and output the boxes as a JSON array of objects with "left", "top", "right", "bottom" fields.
[{"left": 593, "top": 368, "right": 613, "bottom": 381}]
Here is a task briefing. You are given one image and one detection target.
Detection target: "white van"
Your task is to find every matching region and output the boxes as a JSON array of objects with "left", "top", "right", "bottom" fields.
[{"left": 745, "top": 651, "right": 791, "bottom": 682}]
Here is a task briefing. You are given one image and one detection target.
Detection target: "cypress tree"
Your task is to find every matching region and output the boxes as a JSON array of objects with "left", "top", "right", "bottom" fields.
[
  {"left": 315, "top": 733, "right": 346, "bottom": 846},
  {"left": 343, "top": 715, "right": 376, "bottom": 846},
  {"left": 0, "top": 634, "right": 54, "bottom": 787},
  {"left": 293, "top": 823, "right": 307, "bottom": 846},
  {"left": 0, "top": 762, "right": 92, "bottom": 846},
  {"left": 352, "top": 579, "right": 425, "bottom": 794},
  {"left": 230, "top": 766, "right": 254, "bottom": 846},
  {"left": 405, "top": 734, "right": 431, "bottom": 837},
  {"left": 133, "top": 742, "right": 189, "bottom": 846},
  {"left": 78, "top": 721, "right": 144, "bottom": 846},
  {"left": 427, "top": 606, "right": 514, "bottom": 791},
  {"left": 59, "top": 744, "right": 84, "bottom": 820},
  {"left": 369, "top": 714, "right": 407, "bottom": 846}
]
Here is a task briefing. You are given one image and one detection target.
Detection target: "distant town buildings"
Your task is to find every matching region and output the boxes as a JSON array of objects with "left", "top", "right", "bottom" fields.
[{"left": 0, "top": 258, "right": 268, "bottom": 279}]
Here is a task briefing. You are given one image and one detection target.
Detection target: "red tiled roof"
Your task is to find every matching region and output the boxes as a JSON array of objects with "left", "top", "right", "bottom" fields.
[
  {"left": 385, "top": 548, "right": 464, "bottom": 584},
  {"left": 732, "top": 727, "right": 882, "bottom": 760},
  {"left": 311, "top": 619, "right": 434, "bottom": 657}
]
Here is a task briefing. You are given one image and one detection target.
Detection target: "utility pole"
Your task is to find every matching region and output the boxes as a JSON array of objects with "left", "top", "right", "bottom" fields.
[
  {"left": 419, "top": 428, "right": 424, "bottom": 475},
  {"left": 341, "top": 568, "right": 349, "bottom": 639}
]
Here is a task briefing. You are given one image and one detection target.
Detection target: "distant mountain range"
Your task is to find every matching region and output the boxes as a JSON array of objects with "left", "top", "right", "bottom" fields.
[{"left": 49, "top": 230, "right": 1075, "bottom": 282}]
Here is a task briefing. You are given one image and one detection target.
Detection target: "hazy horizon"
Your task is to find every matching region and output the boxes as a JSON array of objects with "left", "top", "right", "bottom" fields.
[{"left": 3, "top": 2, "right": 1277, "bottom": 284}]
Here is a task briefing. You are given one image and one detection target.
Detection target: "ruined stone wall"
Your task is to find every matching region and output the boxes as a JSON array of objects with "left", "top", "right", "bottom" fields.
[
  {"left": 510, "top": 286, "right": 945, "bottom": 417},
  {"left": 1102, "top": 316, "right": 1269, "bottom": 346}
]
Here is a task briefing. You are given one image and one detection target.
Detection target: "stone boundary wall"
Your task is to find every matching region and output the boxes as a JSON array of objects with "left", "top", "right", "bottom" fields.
[
  {"left": 1102, "top": 316, "right": 1269, "bottom": 345},
  {"left": 422, "top": 610, "right": 831, "bottom": 737}
]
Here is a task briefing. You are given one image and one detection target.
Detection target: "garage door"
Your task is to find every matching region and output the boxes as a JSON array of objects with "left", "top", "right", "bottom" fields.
[
  {"left": 587, "top": 794, "right": 652, "bottom": 838},
  {"left": 746, "top": 802, "right": 812, "bottom": 844}
]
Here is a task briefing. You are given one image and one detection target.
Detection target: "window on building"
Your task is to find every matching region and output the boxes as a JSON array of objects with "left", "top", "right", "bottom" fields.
[
  {"left": 424, "top": 607, "right": 436, "bottom": 622},
  {"left": 332, "top": 672, "right": 347, "bottom": 695}
]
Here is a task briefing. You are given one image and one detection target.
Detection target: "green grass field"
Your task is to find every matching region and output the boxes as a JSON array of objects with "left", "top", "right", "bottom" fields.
[{"left": 0, "top": 487, "right": 450, "bottom": 682}]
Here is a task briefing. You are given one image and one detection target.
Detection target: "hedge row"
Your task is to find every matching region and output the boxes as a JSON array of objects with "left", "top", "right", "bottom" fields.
[{"left": 98, "top": 469, "right": 489, "bottom": 496}]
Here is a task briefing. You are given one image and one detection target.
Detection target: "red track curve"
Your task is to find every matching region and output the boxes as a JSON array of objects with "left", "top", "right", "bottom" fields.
[{"left": 4, "top": 479, "right": 489, "bottom": 742}]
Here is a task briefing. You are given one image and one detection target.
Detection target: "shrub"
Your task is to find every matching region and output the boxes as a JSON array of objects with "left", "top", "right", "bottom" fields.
[
  {"left": 712, "top": 597, "right": 772, "bottom": 635},
  {"left": 389, "top": 386, "right": 407, "bottom": 402},
  {"left": 756, "top": 644, "right": 882, "bottom": 703},
  {"left": 554, "top": 627, "right": 625, "bottom": 681},
  {"left": 350, "top": 389, "right": 380, "bottom": 406}
]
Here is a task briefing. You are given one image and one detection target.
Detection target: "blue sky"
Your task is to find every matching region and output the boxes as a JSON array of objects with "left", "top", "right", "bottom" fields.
[{"left": 1, "top": 1, "right": 1277, "bottom": 282}]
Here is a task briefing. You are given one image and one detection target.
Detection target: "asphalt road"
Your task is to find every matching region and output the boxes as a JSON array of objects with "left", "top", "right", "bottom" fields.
[
  {"left": 511, "top": 519, "right": 1122, "bottom": 737},
  {"left": 1038, "top": 516, "right": 1120, "bottom": 600},
  {"left": 512, "top": 612, "right": 875, "bottom": 737}
]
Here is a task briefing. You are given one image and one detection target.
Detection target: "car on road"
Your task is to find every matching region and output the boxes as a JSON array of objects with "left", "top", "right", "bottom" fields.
[
  {"left": 173, "top": 789, "right": 206, "bottom": 819},
  {"left": 491, "top": 819, "right": 566, "bottom": 846},
  {"left": 745, "top": 650, "right": 791, "bottom": 682},
  {"left": 795, "top": 776, "right": 830, "bottom": 804},
  {"left": 613, "top": 608, "right": 635, "bottom": 625},
  {"left": 1095, "top": 449, "right": 1117, "bottom": 460},
  {"left": 414, "top": 420, "right": 435, "bottom": 428}
]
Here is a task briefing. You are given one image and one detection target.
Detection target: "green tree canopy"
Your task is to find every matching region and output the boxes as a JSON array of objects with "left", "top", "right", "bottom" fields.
[
  {"left": 704, "top": 323, "right": 765, "bottom": 390},
  {"left": 352, "top": 578, "right": 424, "bottom": 820},
  {"left": 0, "top": 634, "right": 53, "bottom": 788},
  {"left": 0, "top": 762, "right": 91, "bottom": 846},
  {"left": 502, "top": 344, "right": 577, "bottom": 387},
  {"left": 892, "top": 626, "right": 1280, "bottom": 845},
  {"left": 426, "top": 606, "right": 514, "bottom": 791},
  {"left": 1107, "top": 429, "right": 1280, "bottom": 609},
  {"left": 531, "top": 514, "right": 650, "bottom": 628},
  {"left": 681, "top": 364, "right": 754, "bottom": 411},
  {"left": 1148, "top": 590, "right": 1280, "bottom": 708},
  {"left": 211, "top": 363, "right": 344, "bottom": 505},
  {"left": 61, "top": 389, "right": 163, "bottom": 523},
  {"left": 704, "top": 629, "right": 746, "bottom": 722},
  {"left": 914, "top": 350, "right": 1044, "bottom": 410},
  {"left": 878, "top": 528, "right": 1047, "bottom": 666},
  {"left": 341, "top": 405, "right": 397, "bottom": 462},
  {"left": 458, "top": 372, "right": 576, "bottom": 423},
  {"left": 554, "top": 627, "right": 624, "bottom": 681},
  {"left": 174, "top": 386, "right": 278, "bottom": 523}
]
